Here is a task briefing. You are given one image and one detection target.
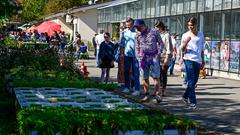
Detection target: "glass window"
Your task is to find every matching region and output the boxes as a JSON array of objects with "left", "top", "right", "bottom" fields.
[
  {"left": 229, "top": 41, "right": 240, "bottom": 72},
  {"left": 232, "top": 0, "right": 240, "bottom": 8},
  {"left": 184, "top": 0, "right": 190, "bottom": 14},
  {"left": 150, "top": 0, "right": 156, "bottom": 17},
  {"left": 220, "top": 41, "right": 230, "bottom": 71},
  {"left": 160, "top": 0, "right": 166, "bottom": 16},
  {"left": 211, "top": 41, "right": 221, "bottom": 70},
  {"left": 212, "top": 12, "right": 222, "bottom": 40},
  {"left": 166, "top": 0, "right": 171, "bottom": 16},
  {"left": 223, "top": 0, "right": 231, "bottom": 9},
  {"left": 176, "top": 16, "right": 184, "bottom": 36},
  {"left": 121, "top": 4, "right": 127, "bottom": 21},
  {"left": 231, "top": 10, "right": 240, "bottom": 40},
  {"left": 146, "top": 0, "right": 151, "bottom": 18},
  {"left": 203, "top": 13, "right": 213, "bottom": 40},
  {"left": 170, "top": 16, "right": 177, "bottom": 34},
  {"left": 142, "top": 0, "right": 146, "bottom": 18},
  {"left": 177, "top": 0, "right": 183, "bottom": 14},
  {"left": 214, "top": 0, "right": 222, "bottom": 10},
  {"left": 223, "top": 11, "right": 231, "bottom": 40},
  {"left": 205, "top": 0, "right": 213, "bottom": 11},
  {"left": 171, "top": 0, "right": 177, "bottom": 15},
  {"left": 155, "top": 0, "right": 161, "bottom": 17},
  {"left": 136, "top": 0, "right": 142, "bottom": 19},
  {"left": 197, "top": 0, "right": 204, "bottom": 12},
  {"left": 190, "top": 0, "right": 197, "bottom": 13}
]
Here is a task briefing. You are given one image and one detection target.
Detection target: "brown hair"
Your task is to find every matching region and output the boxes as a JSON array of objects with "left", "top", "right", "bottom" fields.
[
  {"left": 187, "top": 16, "right": 197, "bottom": 25},
  {"left": 155, "top": 20, "right": 167, "bottom": 31}
]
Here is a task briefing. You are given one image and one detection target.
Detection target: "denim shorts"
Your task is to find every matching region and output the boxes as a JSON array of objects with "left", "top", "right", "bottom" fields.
[{"left": 141, "top": 55, "right": 160, "bottom": 80}]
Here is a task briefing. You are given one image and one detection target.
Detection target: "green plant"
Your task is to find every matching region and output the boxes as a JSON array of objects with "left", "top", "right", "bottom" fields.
[
  {"left": 17, "top": 108, "right": 197, "bottom": 135},
  {"left": 3, "top": 37, "right": 18, "bottom": 48}
]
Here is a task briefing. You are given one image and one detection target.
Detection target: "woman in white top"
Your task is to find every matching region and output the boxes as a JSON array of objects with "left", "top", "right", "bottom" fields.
[
  {"left": 181, "top": 17, "right": 205, "bottom": 109},
  {"left": 155, "top": 21, "right": 173, "bottom": 97}
]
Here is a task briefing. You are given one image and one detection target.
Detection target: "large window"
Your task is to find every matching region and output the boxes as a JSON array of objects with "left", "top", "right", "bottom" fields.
[
  {"left": 177, "top": 0, "right": 183, "bottom": 14},
  {"left": 232, "top": 0, "right": 240, "bottom": 8},
  {"left": 166, "top": 0, "right": 171, "bottom": 16},
  {"left": 146, "top": 0, "right": 151, "bottom": 18},
  {"left": 160, "top": 0, "right": 166, "bottom": 16},
  {"left": 231, "top": 10, "right": 240, "bottom": 40},
  {"left": 223, "top": 0, "right": 232, "bottom": 9},
  {"left": 190, "top": 0, "right": 197, "bottom": 13},
  {"left": 155, "top": 0, "right": 161, "bottom": 17},
  {"left": 184, "top": 0, "right": 190, "bottom": 14},
  {"left": 223, "top": 11, "right": 231, "bottom": 40},
  {"left": 198, "top": 0, "right": 204, "bottom": 12},
  {"left": 205, "top": 0, "right": 213, "bottom": 11},
  {"left": 214, "top": 0, "right": 222, "bottom": 10},
  {"left": 141, "top": 0, "right": 146, "bottom": 18},
  {"left": 212, "top": 12, "right": 222, "bottom": 40},
  {"left": 170, "top": 16, "right": 177, "bottom": 34},
  {"left": 150, "top": 0, "right": 156, "bottom": 17},
  {"left": 171, "top": 0, "right": 177, "bottom": 15},
  {"left": 203, "top": 13, "right": 212, "bottom": 40},
  {"left": 176, "top": 16, "right": 184, "bottom": 36},
  {"left": 136, "top": 0, "right": 142, "bottom": 19}
]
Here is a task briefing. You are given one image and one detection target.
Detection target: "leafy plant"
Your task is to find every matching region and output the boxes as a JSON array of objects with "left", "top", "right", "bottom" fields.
[{"left": 17, "top": 108, "right": 197, "bottom": 135}]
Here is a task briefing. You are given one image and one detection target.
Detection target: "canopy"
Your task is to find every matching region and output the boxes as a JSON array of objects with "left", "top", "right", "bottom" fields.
[
  {"left": 36, "top": 21, "right": 61, "bottom": 36},
  {"left": 25, "top": 25, "right": 37, "bottom": 33}
]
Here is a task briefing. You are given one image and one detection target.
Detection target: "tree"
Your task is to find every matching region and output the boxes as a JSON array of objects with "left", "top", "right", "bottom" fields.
[
  {"left": 20, "top": 0, "right": 47, "bottom": 22},
  {"left": 43, "top": 0, "right": 88, "bottom": 15},
  {"left": 0, "top": 0, "right": 16, "bottom": 30}
]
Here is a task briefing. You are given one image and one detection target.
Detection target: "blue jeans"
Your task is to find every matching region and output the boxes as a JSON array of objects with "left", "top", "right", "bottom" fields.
[
  {"left": 169, "top": 58, "right": 176, "bottom": 75},
  {"left": 183, "top": 60, "right": 201, "bottom": 104},
  {"left": 124, "top": 56, "right": 140, "bottom": 91}
]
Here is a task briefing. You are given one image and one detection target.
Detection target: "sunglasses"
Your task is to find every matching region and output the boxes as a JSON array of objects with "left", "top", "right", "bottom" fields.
[{"left": 104, "top": 36, "right": 109, "bottom": 38}]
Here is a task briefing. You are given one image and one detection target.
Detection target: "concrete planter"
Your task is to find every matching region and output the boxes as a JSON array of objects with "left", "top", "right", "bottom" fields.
[{"left": 28, "top": 129, "right": 197, "bottom": 135}]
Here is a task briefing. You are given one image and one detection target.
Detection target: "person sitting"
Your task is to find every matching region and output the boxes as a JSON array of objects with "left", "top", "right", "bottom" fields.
[{"left": 78, "top": 42, "right": 89, "bottom": 59}]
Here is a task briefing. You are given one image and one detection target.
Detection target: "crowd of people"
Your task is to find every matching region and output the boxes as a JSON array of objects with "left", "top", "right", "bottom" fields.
[{"left": 94, "top": 16, "right": 205, "bottom": 110}]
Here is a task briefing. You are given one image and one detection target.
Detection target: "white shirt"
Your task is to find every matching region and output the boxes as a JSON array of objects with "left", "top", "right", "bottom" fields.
[
  {"left": 95, "top": 33, "right": 104, "bottom": 49},
  {"left": 160, "top": 31, "right": 173, "bottom": 65},
  {"left": 181, "top": 31, "right": 205, "bottom": 64}
]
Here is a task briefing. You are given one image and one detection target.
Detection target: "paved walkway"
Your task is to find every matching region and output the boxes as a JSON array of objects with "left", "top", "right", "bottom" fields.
[{"left": 78, "top": 56, "right": 240, "bottom": 135}]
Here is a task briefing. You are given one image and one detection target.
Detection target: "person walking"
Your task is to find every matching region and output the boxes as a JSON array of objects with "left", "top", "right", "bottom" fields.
[
  {"left": 135, "top": 20, "right": 164, "bottom": 103},
  {"left": 181, "top": 17, "right": 205, "bottom": 109},
  {"left": 155, "top": 21, "right": 173, "bottom": 97},
  {"left": 98, "top": 32, "right": 116, "bottom": 84},
  {"left": 95, "top": 30, "right": 105, "bottom": 66},
  {"left": 92, "top": 33, "right": 98, "bottom": 57},
  {"left": 169, "top": 33, "right": 178, "bottom": 76},
  {"left": 120, "top": 18, "right": 140, "bottom": 96}
]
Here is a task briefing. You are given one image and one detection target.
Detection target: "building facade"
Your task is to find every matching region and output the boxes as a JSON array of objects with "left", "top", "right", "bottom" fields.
[{"left": 97, "top": 0, "right": 240, "bottom": 79}]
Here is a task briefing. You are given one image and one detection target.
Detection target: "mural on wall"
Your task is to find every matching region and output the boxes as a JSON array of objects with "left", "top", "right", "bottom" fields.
[
  {"left": 220, "top": 41, "right": 230, "bottom": 71},
  {"left": 229, "top": 41, "right": 240, "bottom": 72},
  {"left": 204, "top": 41, "right": 211, "bottom": 68},
  {"left": 211, "top": 41, "right": 221, "bottom": 70}
]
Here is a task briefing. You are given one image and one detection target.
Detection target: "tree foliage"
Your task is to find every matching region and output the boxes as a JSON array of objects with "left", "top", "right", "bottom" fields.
[
  {"left": 0, "top": 0, "right": 16, "bottom": 30},
  {"left": 20, "top": 0, "right": 47, "bottom": 22},
  {"left": 43, "top": 0, "right": 88, "bottom": 15}
]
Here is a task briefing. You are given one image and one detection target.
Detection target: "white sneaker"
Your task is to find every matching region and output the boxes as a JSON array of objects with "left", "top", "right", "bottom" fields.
[
  {"left": 122, "top": 88, "right": 130, "bottom": 93},
  {"left": 131, "top": 91, "right": 140, "bottom": 96},
  {"left": 182, "top": 84, "right": 187, "bottom": 89},
  {"left": 188, "top": 103, "right": 197, "bottom": 110}
]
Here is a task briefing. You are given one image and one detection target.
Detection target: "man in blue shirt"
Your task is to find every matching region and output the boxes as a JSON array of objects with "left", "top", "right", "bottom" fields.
[{"left": 120, "top": 18, "right": 140, "bottom": 96}]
